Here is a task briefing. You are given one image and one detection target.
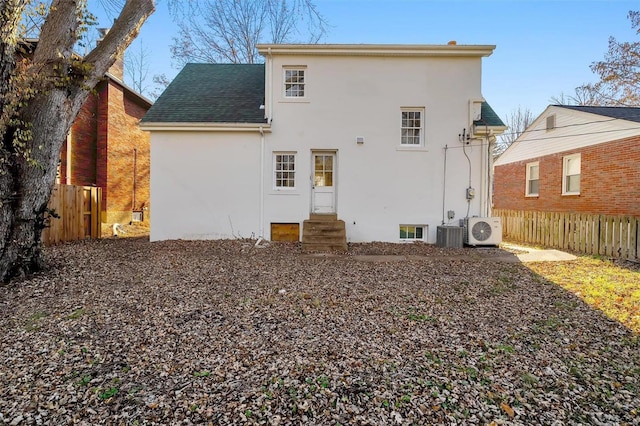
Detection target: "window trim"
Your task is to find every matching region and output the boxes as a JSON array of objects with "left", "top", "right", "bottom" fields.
[
  {"left": 400, "top": 107, "right": 425, "bottom": 147},
  {"left": 273, "top": 152, "right": 296, "bottom": 190},
  {"left": 283, "top": 67, "right": 306, "bottom": 99},
  {"left": 525, "top": 161, "right": 540, "bottom": 197},
  {"left": 399, "top": 224, "right": 426, "bottom": 242},
  {"left": 562, "top": 153, "right": 581, "bottom": 195}
]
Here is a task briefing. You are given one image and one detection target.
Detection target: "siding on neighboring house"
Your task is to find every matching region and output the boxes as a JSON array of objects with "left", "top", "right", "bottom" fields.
[{"left": 494, "top": 135, "right": 640, "bottom": 216}]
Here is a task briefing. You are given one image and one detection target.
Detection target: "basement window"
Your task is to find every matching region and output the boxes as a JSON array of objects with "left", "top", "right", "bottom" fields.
[{"left": 399, "top": 225, "right": 426, "bottom": 241}]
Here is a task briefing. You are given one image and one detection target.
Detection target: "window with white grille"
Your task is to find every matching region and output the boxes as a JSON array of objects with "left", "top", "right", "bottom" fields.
[
  {"left": 274, "top": 153, "right": 296, "bottom": 189},
  {"left": 284, "top": 68, "right": 305, "bottom": 98},
  {"left": 401, "top": 108, "right": 424, "bottom": 146}
]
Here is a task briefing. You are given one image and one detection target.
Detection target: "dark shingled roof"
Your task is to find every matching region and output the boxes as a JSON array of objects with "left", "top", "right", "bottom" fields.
[
  {"left": 556, "top": 105, "right": 640, "bottom": 123},
  {"left": 141, "top": 63, "right": 266, "bottom": 124},
  {"left": 474, "top": 102, "right": 506, "bottom": 127}
]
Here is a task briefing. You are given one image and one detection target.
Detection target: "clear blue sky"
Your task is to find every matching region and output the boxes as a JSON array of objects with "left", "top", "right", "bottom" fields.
[{"left": 91, "top": 0, "right": 639, "bottom": 121}]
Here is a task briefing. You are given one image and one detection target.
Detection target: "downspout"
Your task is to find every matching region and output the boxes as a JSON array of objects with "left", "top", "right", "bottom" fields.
[
  {"left": 477, "top": 121, "right": 490, "bottom": 217},
  {"left": 259, "top": 126, "right": 265, "bottom": 240},
  {"left": 442, "top": 145, "right": 448, "bottom": 225},
  {"left": 487, "top": 130, "right": 495, "bottom": 217},
  {"left": 132, "top": 148, "right": 137, "bottom": 212},
  {"left": 267, "top": 47, "right": 273, "bottom": 124},
  {"left": 66, "top": 134, "right": 72, "bottom": 184},
  {"left": 480, "top": 136, "right": 487, "bottom": 217}
]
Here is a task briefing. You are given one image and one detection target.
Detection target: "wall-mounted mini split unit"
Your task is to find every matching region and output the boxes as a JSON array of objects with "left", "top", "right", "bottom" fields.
[{"left": 463, "top": 217, "right": 502, "bottom": 246}]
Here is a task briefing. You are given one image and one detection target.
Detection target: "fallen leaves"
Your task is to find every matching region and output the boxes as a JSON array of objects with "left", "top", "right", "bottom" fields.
[
  {"left": 0, "top": 238, "right": 638, "bottom": 424},
  {"left": 500, "top": 402, "right": 515, "bottom": 418}
]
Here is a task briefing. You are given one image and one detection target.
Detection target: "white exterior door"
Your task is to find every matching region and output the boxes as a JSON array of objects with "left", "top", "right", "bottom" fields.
[{"left": 311, "top": 152, "right": 336, "bottom": 213}]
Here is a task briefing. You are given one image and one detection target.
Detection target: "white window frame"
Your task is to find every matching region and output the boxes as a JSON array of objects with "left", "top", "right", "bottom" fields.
[
  {"left": 399, "top": 225, "right": 426, "bottom": 242},
  {"left": 562, "top": 153, "right": 581, "bottom": 195},
  {"left": 274, "top": 153, "right": 296, "bottom": 190},
  {"left": 525, "top": 161, "right": 539, "bottom": 197},
  {"left": 400, "top": 108, "right": 425, "bottom": 147},
  {"left": 283, "top": 67, "right": 306, "bottom": 98}
]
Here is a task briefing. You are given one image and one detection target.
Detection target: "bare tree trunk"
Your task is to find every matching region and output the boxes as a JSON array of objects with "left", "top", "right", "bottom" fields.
[{"left": 0, "top": 0, "right": 155, "bottom": 282}]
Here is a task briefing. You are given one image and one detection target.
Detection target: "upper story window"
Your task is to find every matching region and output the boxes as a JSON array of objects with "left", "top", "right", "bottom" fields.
[
  {"left": 284, "top": 68, "right": 305, "bottom": 98},
  {"left": 401, "top": 108, "right": 424, "bottom": 146},
  {"left": 562, "top": 153, "right": 581, "bottom": 195},
  {"left": 274, "top": 153, "right": 296, "bottom": 189},
  {"left": 526, "top": 162, "right": 539, "bottom": 197}
]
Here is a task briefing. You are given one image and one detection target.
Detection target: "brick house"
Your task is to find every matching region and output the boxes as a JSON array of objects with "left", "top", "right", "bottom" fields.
[
  {"left": 58, "top": 53, "right": 153, "bottom": 224},
  {"left": 494, "top": 105, "right": 640, "bottom": 216}
]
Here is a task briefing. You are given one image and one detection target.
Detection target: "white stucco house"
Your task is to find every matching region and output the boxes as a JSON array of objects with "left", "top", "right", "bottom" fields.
[{"left": 140, "top": 43, "right": 506, "bottom": 245}]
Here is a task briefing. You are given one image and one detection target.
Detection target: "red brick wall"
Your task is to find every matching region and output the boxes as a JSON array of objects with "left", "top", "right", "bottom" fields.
[
  {"left": 104, "top": 81, "right": 151, "bottom": 223},
  {"left": 62, "top": 89, "right": 99, "bottom": 185},
  {"left": 60, "top": 78, "right": 150, "bottom": 224},
  {"left": 494, "top": 136, "right": 640, "bottom": 216}
]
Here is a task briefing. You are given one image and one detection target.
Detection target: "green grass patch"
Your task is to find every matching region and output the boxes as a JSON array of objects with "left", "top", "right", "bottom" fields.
[
  {"left": 98, "top": 387, "right": 118, "bottom": 400},
  {"left": 527, "top": 257, "right": 640, "bottom": 333},
  {"left": 25, "top": 311, "right": 48, "bottom": 331},
  {"left": 67, "top": 308, "right": 86, "bottom": 320}
]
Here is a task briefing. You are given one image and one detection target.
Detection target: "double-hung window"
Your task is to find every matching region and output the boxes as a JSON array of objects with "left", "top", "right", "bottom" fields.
[
  {"left": 274, "top": 153, "right": 296, "bottom": 189},
  {"left": 401, "top": 108, "right": 424, "bottom": 146},
  {"left": 526, "top": 162, "right": 539, "bottom": 196},
  {"left": 284, "top": 68, "right": 305, "bottom": 98},
  {"left": 562, "top": 154, "right": 581, "bottom": 195}
]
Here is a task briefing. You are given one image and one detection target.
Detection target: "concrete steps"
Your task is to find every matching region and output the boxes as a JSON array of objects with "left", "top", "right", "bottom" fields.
[{"left": 302, "top": 214, "right": 347, "bottom": 252}]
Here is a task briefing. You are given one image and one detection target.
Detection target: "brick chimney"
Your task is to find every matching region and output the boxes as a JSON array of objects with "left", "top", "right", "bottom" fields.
[{"left": 97, "top": 27, "right": 124, "bottom": 81}]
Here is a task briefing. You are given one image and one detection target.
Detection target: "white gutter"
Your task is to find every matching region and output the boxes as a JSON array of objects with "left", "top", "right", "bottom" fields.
[
  {"left": 256, "top": 44, "right": 496, "bottom": 58},
  {"left": 139, "top": 122, "right": 272, "bottom": 132}
]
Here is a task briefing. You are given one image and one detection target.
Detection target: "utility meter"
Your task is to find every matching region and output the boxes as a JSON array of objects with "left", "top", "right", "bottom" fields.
[{"left": 466, "top": 187, "right": 475, "bottom": 200}]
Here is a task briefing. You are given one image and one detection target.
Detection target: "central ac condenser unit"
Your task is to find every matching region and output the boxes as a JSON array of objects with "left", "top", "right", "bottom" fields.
[
  {"left": 436, "top": 226, "right": 464, "bottom": 248},
  {"left": 463, "top": 217, "right": 502, "bottom": 246}
]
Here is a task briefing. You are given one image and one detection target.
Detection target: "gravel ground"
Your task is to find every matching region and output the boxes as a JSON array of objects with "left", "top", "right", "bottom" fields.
[{"left": 0, "top": 238, "right": 638, "bottom": 425}]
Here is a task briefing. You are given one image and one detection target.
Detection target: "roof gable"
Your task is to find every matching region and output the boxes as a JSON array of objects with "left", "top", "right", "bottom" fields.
[
  {"left": 141, "top": 63, "right": 265, "bottom": 124},
  {"left": 495, "top": 105, "right": 640, "bottom": 165}
]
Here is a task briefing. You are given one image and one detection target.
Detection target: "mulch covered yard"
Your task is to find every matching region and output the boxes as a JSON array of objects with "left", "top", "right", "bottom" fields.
[{"left": 1, "top": 238, "right": 638, "bottom": 425}]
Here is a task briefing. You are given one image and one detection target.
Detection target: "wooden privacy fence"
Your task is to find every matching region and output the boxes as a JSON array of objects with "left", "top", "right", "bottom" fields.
[
  {"left": 494, "top": 209, "right": 639, "bottom": 260},
  {"left": 42, "top": 184, "right": 102, "bottom": 246}
]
